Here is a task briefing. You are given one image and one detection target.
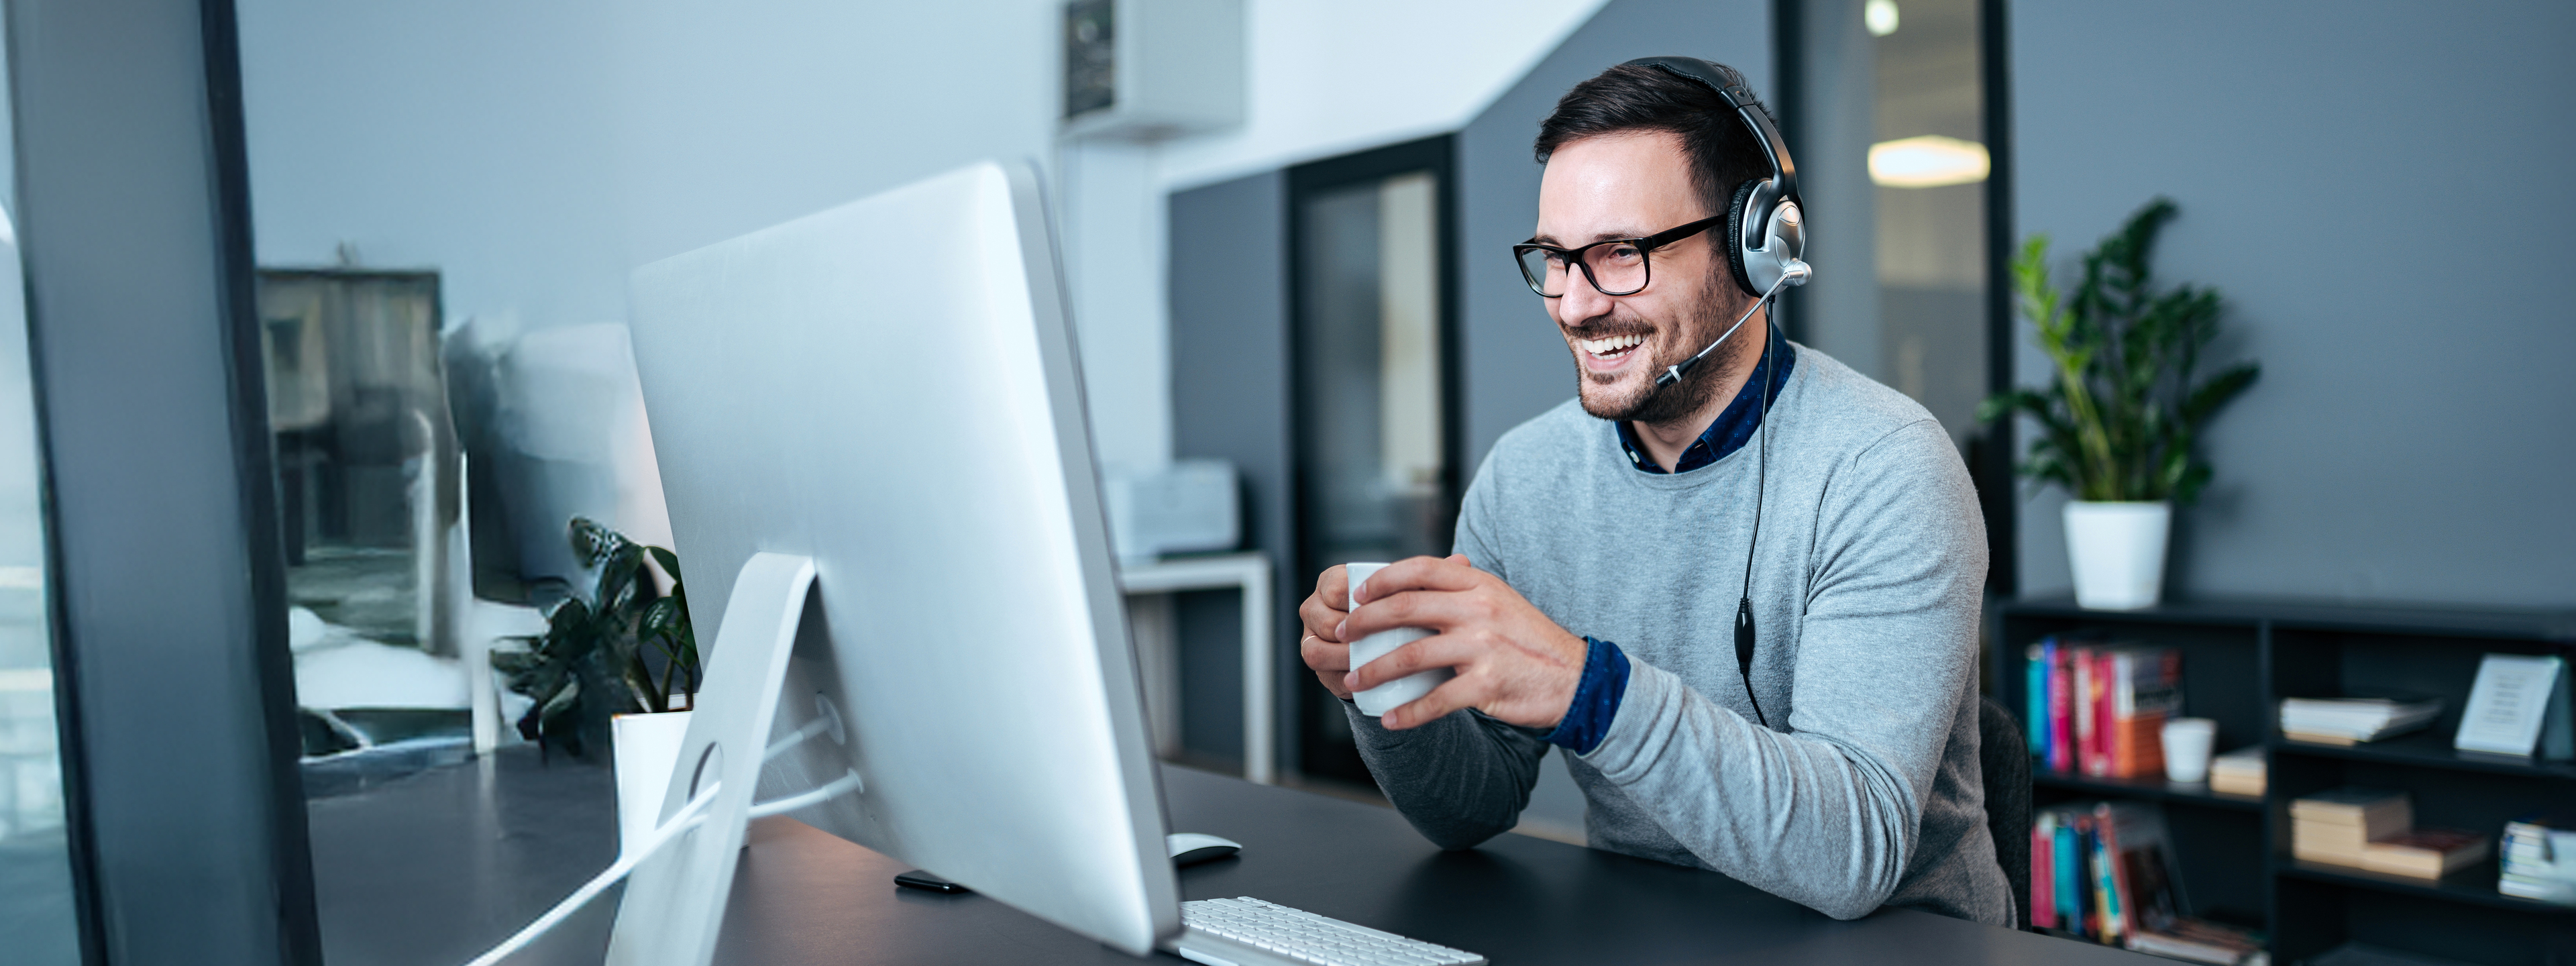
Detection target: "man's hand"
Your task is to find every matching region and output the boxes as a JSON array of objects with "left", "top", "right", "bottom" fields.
[
  {"left": 1333, "top": 555, "right": 1589, "bottom": 731},
  {"left": 1296, "top": 565, "right": 1358, "bottom": 700}
]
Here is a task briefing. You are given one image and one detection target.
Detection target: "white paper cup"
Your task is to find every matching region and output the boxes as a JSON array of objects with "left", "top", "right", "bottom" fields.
[
  {"left": 1343, "top": 562, "right": 1454, "bottom": 718},
  {"left": 2163, "top": 717, "right": 2217, "bottom": 784}
]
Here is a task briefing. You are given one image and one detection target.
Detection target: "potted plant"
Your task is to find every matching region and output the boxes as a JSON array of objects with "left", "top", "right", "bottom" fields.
[
  {"left": 492, "top": 517, "right": 699, "bottom": 756},
  {"left": 1979, "top": 198, "right": 2259, "bottom": 609}
]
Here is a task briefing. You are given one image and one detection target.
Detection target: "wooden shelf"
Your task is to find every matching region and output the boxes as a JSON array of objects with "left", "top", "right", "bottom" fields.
[
  {"left": 2275, "top": 857, "right": 2576, "bottom": 916},
  {"left": 2270, "top": 730, "right": 2576, "bottom": 781},
  {"left": 2031, "top": 765, "right": 2265, "bottom": 812}
]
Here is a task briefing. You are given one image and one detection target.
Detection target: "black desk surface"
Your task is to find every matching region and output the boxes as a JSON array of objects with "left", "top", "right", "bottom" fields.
[{"left": 712, "top": 765, "right": 2151, "bottom": 965}]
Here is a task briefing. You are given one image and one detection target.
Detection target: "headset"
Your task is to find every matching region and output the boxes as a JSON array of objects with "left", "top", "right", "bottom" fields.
[{"left": 1621, "top": 56, "right": 1809, "bottom": 729}]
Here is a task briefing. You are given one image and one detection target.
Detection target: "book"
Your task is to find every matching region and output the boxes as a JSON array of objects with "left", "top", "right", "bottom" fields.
[
  {"left": 2032, "top": 811, "right": 2057, "bottom": 929},
  {"left": 2454, "top": 653, "right": 2572, "bottom": 759},
  {"left": 2208, "top": 746, "right": 2264, "bottom": 797},
  {"left": 2108, "top": 648, "right": 2182, "bottom": 778},
  {"left": 2289, "top": 788, "right": 2412, "bottom": 832},
  {"left": 2071, "top": 646, "right": 2092, "bottom": 777},
  {"left": 2128, "top": 918, "right": 2267, "bottom": 965},
  {"left": 2500, "top": 811, "right": 2576, "bottom": 904},
  {"left": 2359, "top": 828, "right": 2490, "bottom": 880},
  {"left": 2291, "top": 788, "right": 2412, "bottom": 868},
  {"left": 2279, "top": 696, "right": 2442, "bottom": 744},
  {"left": 2049, "top": 644, "right": 2077, "bottom": 773},
  {"left": 2029, "top": 639, "right": 2054, "bottom": 759},
  {"left": 2055, "top": 810, "right": 2083, "bottom": 932}
]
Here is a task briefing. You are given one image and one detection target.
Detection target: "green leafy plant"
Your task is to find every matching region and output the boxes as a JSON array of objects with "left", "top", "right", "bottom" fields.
[
  {"left": 1977, "top": 198, "right": 2260, "bottom": 504},
  {"left": 492, "top": 517, "right": 697, "bottom": 757}
]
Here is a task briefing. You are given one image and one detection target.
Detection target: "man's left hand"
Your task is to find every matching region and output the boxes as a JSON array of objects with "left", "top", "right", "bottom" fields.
[{"left": 1338, "top": 554, "right": 1589, "bottom": 731}]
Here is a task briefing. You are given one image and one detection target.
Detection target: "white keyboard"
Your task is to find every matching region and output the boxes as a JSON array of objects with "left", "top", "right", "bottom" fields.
[{"left": 1171, "top": 896, "right": 1486, "bottom": 966}]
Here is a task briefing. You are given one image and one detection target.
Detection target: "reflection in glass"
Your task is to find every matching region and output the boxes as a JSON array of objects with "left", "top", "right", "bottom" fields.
[
  {"left": 0, "top": 205, "right": 81, "bottom": 964},
  {"left": 1294, "top": 166, "right": 1449, "bottom": 784},
  {"left": 1297, "top": 171, "right": 1448, "bottom": 572},
  {"left": 1872, "top": 0, "right": 1988, "bottom": 449},
  {"left": 260, "top": 270, "right": 478, "bottom": 796}
]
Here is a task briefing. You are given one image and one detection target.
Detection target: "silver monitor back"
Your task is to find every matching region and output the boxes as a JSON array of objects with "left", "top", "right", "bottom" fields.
[{"left": 619, "top": 160, "right": 1177, "bottom": 957}]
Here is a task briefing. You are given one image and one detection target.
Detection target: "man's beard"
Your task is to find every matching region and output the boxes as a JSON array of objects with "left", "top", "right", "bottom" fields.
[{"left": 1574, "top": 272, "right": 1754, "bottom": 426}]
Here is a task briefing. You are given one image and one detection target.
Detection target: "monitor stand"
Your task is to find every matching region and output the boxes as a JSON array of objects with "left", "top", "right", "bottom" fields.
[{"left": 605, "top": 552, "right": 818, "bottom": 966}]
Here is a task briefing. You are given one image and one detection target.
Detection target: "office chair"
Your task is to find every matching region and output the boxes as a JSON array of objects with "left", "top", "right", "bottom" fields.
[{"left": 1978, "top": 695, "right": 2031, "bottom": 930}]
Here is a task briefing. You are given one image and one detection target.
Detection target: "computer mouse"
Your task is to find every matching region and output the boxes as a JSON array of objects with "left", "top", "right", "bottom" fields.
[{"left": 1166, "top": 832, "right": 1241, "bottom": 867}]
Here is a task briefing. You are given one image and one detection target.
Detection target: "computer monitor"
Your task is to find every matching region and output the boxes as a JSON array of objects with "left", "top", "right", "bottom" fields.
[{"left": 608, "top": 161, "right": 1179, "bottom": 964}]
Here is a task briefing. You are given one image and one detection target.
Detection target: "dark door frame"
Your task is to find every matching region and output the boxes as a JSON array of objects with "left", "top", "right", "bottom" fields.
[
  {"left": 1282, "top": 133, "right": 1462, "bottom": 783},
  {"left": 1772, "top": 0, "right": 2018, "bottom": 599},
  {"left": 8, "top": 0, "right": 321, "bottom": 963}
]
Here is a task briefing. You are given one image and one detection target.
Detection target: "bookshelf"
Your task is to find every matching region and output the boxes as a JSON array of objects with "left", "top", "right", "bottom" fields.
[{"left": 1992, "top": 597, "right": 2576, "bottom": 966}]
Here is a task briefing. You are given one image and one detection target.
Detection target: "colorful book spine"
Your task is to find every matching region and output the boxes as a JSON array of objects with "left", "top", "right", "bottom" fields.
[
  {"left": 2091, "top": 808, "right": 2122, "bottom": 944},
  {"left": 2029, "top": 639, "right": 2053, "bottom": 758},
  {"left": 2032, "top": 812, "right": 2057, "bottom": 929},
  {"left": 2056, "top": 816, "right": 2081, "bottom": 931},
  {"left": 2049, "top": 646, "right": 2076, "bottom": 773}
]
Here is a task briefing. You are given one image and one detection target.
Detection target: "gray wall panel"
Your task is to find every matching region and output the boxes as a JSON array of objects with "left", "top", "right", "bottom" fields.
[
  {"left": 1454, "top": 0, "right": 1773, "bottom": 468},
  {"left": 1167, "top": 170, "right": 1299, "bottom": 767},
  {"left": 2011, "top": 1, "right": 2576, "bottom": 606}
]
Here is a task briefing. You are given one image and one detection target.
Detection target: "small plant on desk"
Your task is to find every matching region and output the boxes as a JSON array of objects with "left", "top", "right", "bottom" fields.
[{"left": 492, "top": 517, "right": 698, "bottom": 757}]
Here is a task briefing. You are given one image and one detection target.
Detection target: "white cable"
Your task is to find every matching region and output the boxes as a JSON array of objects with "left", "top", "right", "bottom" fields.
[
  {"left": 462, "top": 780, "right": 722, "bottom": 966},
  {"left": 763, "top": 716, "right": 833, "bottom": 762},
  {"left": 745, "top": 769, "right": 865, "bottom": 820},
  {"left": 460, "top": 712, "right": 861, "bottom": 966}
]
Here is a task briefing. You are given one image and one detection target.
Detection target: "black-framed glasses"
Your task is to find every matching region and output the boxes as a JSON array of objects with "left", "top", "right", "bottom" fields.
[{"left": 1511, "top": 213, "right": 1727, "bottom": 298}]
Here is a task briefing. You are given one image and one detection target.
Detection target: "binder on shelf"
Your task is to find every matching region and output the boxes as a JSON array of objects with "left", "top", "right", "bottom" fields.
[{"left": 2453, "top": 653, "right": 2573, "bottom": 760}]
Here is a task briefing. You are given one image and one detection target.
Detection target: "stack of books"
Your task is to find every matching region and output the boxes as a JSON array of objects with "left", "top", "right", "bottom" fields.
[
  {"left": 2290, "top": 788, "right": 2411, "bottom": 867},
  {"left": 2027, "top": 638, "right": 2184, "bottom": 777},
  {"left": 2208, "top": 747, "right": 2265, "bottom": 796},
  {"left": 2502, "top": 812, "right": 2576, "bottom": 904},
  {"left": 2289, "top": 788, "right": 2491, "bottom": 881},
  {"left": 2279, "top": 697, "right": 2442, "bottom": 745}
]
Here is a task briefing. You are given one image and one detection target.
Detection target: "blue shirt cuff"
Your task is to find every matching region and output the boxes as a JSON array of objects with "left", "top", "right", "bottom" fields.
[{"left": 1544, "top": 637, "right": 1631, "bottom": 755}]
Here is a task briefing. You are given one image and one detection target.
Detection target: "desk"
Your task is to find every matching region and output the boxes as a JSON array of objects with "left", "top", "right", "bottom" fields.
[{"left": 712, "top": 765, "right": 2155, "bottom": 965}]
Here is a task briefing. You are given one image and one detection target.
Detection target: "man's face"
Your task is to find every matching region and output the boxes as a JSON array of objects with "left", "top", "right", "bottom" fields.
[{"left": 1532, "top": 131, "right": 1740, "bottom": 423}]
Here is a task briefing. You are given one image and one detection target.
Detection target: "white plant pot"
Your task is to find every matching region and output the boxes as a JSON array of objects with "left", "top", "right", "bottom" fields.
[
  {"left": 612, "top": 710, "right": 694, "bottom": 859},
  {"left": 2063, "top": 501, "right": 2171, "bottom": 610}
]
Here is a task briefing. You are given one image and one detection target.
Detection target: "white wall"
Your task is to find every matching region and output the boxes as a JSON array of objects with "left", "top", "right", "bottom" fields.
[
  {"left": 1152, "top": 0, "right": 1607, "bottom": 193},
  {"left": 239, "top": 0, "right": 1599, "bottom": 484}
]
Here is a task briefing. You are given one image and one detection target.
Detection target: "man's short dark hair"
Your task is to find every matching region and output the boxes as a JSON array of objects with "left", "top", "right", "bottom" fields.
[{"left": 1534, "top": 62, "right": 1776, "bottom": 226}]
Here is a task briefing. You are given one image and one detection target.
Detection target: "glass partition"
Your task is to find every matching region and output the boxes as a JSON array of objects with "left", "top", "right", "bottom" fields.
[
  {"left": 0, "top": 170, "right": 82, "bottom": 966},
  {"left": 1288, "top": 138, "right": 1458, "bottom": 787}
]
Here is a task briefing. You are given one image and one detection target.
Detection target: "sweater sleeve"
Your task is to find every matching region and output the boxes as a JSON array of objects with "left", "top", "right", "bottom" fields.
[
  {"left": 1343, "top": 449, "right": 1551, "bottom": 849},
  {"left": 1576, "top": 419, "right": 1986, "bottom": 920}
]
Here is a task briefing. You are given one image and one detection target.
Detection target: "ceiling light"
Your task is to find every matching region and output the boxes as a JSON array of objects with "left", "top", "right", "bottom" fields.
[
  {"left": 1865, "top": 0, "right": 1900, "bottom": 37},
  {"left": 1869, "top": 135, "right": 1988, "bottom": 188}
]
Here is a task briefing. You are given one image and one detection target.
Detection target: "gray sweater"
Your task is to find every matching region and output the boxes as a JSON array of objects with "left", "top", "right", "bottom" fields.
[{"left": 1344, "top": 342, "right": 2010, "bottom": 926}]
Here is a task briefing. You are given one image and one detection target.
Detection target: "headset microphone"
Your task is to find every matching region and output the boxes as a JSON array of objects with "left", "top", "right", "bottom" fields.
[{"left": 1653, "top": 258, "right": 1810, "bottom": 390}]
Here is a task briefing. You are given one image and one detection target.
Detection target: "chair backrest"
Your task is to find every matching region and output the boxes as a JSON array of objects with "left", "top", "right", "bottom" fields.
[{"left": 1977, "top": 694, "right": 2031, "bottom": 930}]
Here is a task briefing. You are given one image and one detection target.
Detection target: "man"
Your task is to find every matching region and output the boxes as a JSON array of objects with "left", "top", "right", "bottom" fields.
[{"left": 1295, "top": 61, "right": 2008, "bottom": 925}]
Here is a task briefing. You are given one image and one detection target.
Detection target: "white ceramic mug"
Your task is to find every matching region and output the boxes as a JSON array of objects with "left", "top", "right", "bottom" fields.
[
  {"left": 1343, "top": 562, "right": 1454, "bottom": 717},
  {"left": 2163, "top": 717, "right": 2217, "bottom": 784}
]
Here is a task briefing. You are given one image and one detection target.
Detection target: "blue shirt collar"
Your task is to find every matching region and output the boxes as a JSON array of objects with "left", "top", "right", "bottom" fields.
[{"left": 1614, "top": 323, "right": 1795, "bottom": 474}]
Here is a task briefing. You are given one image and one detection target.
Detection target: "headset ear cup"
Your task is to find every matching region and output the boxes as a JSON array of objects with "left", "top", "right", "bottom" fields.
[{"left": 1725, "top": 180, "right": 1761, "bottom": 298}]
